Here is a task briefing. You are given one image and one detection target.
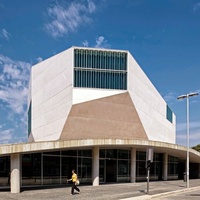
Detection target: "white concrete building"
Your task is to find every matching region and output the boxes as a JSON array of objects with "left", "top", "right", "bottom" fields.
[
  {"left": 28, "top": 46, "right": 175, "bottom": 144},
  {"left": 1, "top": 47, "right": 200, "bottom": 194}
]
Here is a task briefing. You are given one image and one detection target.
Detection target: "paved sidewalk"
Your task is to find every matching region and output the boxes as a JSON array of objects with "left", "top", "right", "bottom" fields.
[{"left": 0, "top": 179, "right": 200, "bottom": 200}]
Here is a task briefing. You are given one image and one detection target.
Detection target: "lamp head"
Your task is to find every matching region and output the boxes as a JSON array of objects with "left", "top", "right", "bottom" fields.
[
  {"left": 177, "top": 92, "right": 199, "bottom": 100},
  {"left": 177, "top": 95, "right": 187, "bottom": 100},
  {"left": 188, "top": 92, "right": 199, "bottom": 97}
]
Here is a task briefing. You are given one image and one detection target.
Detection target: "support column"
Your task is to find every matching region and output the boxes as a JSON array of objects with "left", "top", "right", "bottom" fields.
[
  {"left": 11, "top": 153, "right": 21, "bottom": 193},
  {"left": 131, "top": 148, "right": 136, "bottom": 183},
  {"left": 92, "top": 146, "right": 99, "bottom": 186},
  {"left": 163, "top": 153, "right": 168, "bottom": 181}
]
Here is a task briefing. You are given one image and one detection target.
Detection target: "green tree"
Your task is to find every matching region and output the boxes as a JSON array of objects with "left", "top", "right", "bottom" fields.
[{"left": 192, "top": 144, "right": 200, "bottom": 152}]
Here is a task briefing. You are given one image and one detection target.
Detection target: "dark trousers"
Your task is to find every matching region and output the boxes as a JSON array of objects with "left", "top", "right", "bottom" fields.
[{"left": 71, "top": 182, "right": 80, "bottom": 194}]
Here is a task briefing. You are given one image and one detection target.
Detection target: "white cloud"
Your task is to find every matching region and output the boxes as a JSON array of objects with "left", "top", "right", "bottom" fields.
[
  {"left": 193, "top": 2, "right": 200, "bottom": 12},
  {"left": 0, "top": 55, "right": 31, "bottom": 144},
  {"left": 82, "top": 40, "right": 89, "bottom": 47},
  {"left": 177, "top": 121, "right": 200, "bottom": 132},
  {"left": 0, "top": 29, "right": 11, "bottom": 40},
  {"left": 81, "top": 35, "right": 110, "bottom": 48},
  {"left": 176, "top": 120, "right": 200, "bottom": 147},
  {"left": 0, "top": 129, "right": 13, "bottom": 144},
  {"left": 37, "top": 57, "right": 43, "bottom": 63},
  {"left": 0, "top": 55, "right": 31, "bottom": 114},
  {"left": 45, "top": 0, "right": 96, "bottom": 38},
  {"left": 163, "top": 91, "right": 177, "bottom": 103},
  {"left": 88, "top": 0, "right": 96, "bottom": 13},
  {"left": 177, "top": 129, "right": 200, "bottom": 147},
  {"left": 189, "top": 130, "right": 200, "bottom": 140},
  {"left": 95, "top": 36, "right": 110, "bottom": 48}
]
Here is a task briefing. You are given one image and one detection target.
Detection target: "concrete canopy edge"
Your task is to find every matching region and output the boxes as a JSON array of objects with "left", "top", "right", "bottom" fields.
[{"left": 0, "top": 139, "right": 200, "bottom": 162}]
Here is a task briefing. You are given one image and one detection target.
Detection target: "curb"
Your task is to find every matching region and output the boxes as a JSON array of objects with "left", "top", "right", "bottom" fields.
[
  {"left": 151, "top": 186, "right": 200, "bottom": 199},
  {"left": 121, "top": 186, "right": 200, "bottom": 200}
]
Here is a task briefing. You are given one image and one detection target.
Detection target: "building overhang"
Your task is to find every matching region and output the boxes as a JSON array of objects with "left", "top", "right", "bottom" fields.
[{"left": 0, "top": 139, "right": 200, "bottom": 163}]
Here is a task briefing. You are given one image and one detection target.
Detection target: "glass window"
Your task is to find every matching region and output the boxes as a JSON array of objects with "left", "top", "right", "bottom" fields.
[
  {"left": 74, "top": 49, "right": 127, "bottom": 90},
  {"left": 118, "top": 160, "right": 129, "bottom": 182},
  {"left": 43, "top": 154, "right": 60, "bottom": 185},
  {"left": 166, "top": 105, "right": 173, "bottom": 123},
  {"left": 78, "top": 150, "right": 92, "bottom": 158},
  {"left": 62, "top": 150, "right": 77, "bottom": 157},
  {"left": 43, "top": 151, "right": 60, "bottom": 156},
  {"left": 136, "top": 160, "right": 146, "bottom": 178},
  {"left": 100, "top": 149, "right": 105, "bottom": 158},
  {"left": 99, "top": 159, "right": 105, "bottom": 182},
  {"left": 78, "top": 157, "right": 92, "bottom": 183},
  {"left": 168, "top": 155, "right": 179, "bottom": 176},
  {"left": 106, "top": 149, "right": 117, "bottom": 159},
  {"left": 22, "top": 153, "right": 41, "bottom": 186},
  {"left": 28, "top": 102, "right": 32, "bottom": 137},
  {"left": 154, "top": 153, "right": 162, "bottom": 162},
  {"left": 136, "top": 151, "right": 146, "bottom": 161},
  {"left": 118, "top": 150, "right": 129, "bottom": 159},
  {"left": 0, "top": 156, "right": 10, "bottom": 186}
]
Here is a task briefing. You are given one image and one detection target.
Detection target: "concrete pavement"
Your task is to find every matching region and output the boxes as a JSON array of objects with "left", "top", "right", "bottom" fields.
[
  {"left": 155, "top": 188, "right": 200, "bottom": 200},
  {"left": 0, "top": 179, "right": 200, "bottom": 200}
]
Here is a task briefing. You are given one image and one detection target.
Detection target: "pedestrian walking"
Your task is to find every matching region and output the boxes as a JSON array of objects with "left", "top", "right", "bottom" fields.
[{"left": 67, "top": 169, "right": 80, "bottom": 195}]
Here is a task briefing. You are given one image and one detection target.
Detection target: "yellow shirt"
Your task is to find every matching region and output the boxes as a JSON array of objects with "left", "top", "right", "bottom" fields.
[{"left": 72, "top": 173, "right": 77, "bottom": 182}]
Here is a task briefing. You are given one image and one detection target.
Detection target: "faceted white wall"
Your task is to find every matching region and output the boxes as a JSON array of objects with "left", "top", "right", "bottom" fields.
[
  {"left": 127, "top": 52, "right": 176, "bottom": 144},
  {"left": 73, "top": 88, "right": 126, "bottom": 105},
  {"left": 30, "top": 47, "right": 74, "bottom": 141}
]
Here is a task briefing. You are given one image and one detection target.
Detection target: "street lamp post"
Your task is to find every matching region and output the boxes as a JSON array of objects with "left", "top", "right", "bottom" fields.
[{"left": 177, "top": 92, "right": 198, "bottom": 188}]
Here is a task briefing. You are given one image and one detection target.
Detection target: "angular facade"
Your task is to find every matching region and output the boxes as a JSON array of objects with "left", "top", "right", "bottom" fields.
[
  {"left": 3, "top": 47, "right": 194, "bottom": 194},
  {"left": 28, "top": 47, "right": 175, "bottom": 144}
]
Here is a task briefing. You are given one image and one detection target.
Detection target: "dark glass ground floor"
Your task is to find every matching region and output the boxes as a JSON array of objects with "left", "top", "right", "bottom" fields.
[{"left": 0, "top": 148, "right": 199, "bottom": 188}]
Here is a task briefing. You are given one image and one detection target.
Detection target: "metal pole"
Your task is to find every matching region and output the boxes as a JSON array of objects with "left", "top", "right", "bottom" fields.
[
  {"left": 147, "top": 168, "right": 150, "bottom": 194},
  {"left": 177, "top": 92, "right": 198, "bottom": 189},
  {"left": 186, "top": 95, "right": 189, "bottom": 188}
]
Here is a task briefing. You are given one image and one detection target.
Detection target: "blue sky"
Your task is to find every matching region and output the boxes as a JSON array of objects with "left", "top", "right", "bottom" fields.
[{"left": 0, "top": 0, "right": 200, "bottom": 147}]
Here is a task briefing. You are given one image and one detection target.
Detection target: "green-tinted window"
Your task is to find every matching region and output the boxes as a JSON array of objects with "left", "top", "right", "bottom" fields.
[
  {"left": 166, "top": 105, "right": 173, "bottom": 123},
  {"left": 28, "top": 102, "right": 32, "bottom": 137},
  {"left": 74, "top": 49, "right": 127, "bottom": 90}
]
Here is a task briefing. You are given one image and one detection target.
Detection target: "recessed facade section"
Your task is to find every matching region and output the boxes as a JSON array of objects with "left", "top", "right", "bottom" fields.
[{"left": 74, "top": 49, "right": 127, "bottom": 90}]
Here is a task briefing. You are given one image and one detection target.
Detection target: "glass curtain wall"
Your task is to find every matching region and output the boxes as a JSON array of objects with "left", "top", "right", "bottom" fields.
[
  {"left": 21, "top": 150, "right": 92, "bottom": 186},
  {"left": 99, "top": 149, "right": 130, "bottom": 183},
  {"left": 168, "top": 155, "right": 179, "bottom": 180},
  {"left": 61, "top": 150, "right": 77, "bottom": 185},
  {"left": 117, "top": 150, "right": 130, "bottom": 182},
  {"left": 0, "top": 150, "right": 182, "bottom": 188},
  {"left": 149, "top": 153, "right": 163, "bottom": 180},
  {"left": 22, "top": 153, "right": 41, "bottom": 186},
  {"left": 0, "top": 156, "right": 10, "bottom": 187},
  {"left": 43, "top": 152, "right": 60, "bottom": 185},
  {"left": 78, "top": 150, "right": 92, "bottom": 183},
  {"left": 74, "top": 49, "right": 127, "bottom": 90},
  {"left": 136, "top": 151, "right": 163, "bottom": 181},
  {"left": 136, "top": 151, "right": 146, "bottom": 181}
]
